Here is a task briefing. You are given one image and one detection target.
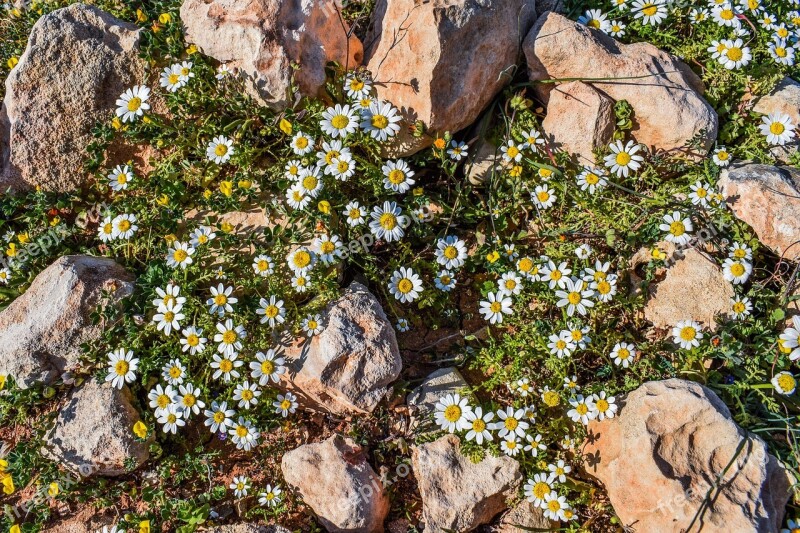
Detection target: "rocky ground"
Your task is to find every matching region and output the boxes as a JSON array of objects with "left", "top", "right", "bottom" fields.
[{"left": 0, "top": 0, "right": 799, "bottom": 532}]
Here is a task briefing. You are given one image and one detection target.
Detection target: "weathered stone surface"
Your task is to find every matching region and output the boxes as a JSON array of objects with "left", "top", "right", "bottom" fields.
[
  {"left": 465, "top": 138, "right": 509, "bottom": 186},
  {"left": 180, "top": 0, "right": 363, "bottom": 109},
  {"left": 524, "top": 12, "right": 717, "bottom": 158},
  {"left": 365, "top": 0, "right": 537, "bottom": 155},
  {"left": 282, "top": 282, "right": 401, "bottom": 415},
  {"left": 638, "top": 242, "right": 734, "bottom": 331},
  {"left": 583, "top": 379, "right": 793, "bottom": 533},
  {"left": 281, "top": 435, "right": 389, "bottom": 533},
  {"left": 542, "top": 80, "right": 615, "bottom": 164},
  {"left": 0, "top": 4, "right": 144, "bottom": 192},
  {"left": 407, "top": 367, "right": 467, "bottom": 419},
  {"left": 43, "top": 380, "right": 150, "bottom": 477},
  {"left": 753, "top": 77, "right": 800, "bottom": 161},
  {"left": 492, "top": 501, "right": 553, "bottom": 532},
  {"left": 0, "top": 255, "right": 134, "bottom": 389},
  {"left": 719, "top": 162, "right": 800, "bottom": 261},
  {"left": 412, "top": 434, "right": 522, "bottom": 532},
  {"left": 204, "top": 525, "right": 291, "bottom": 533}
]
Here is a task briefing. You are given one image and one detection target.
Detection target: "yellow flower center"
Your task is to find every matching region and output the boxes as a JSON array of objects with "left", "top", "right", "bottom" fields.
[
  {"left": 550, "top": 270, "right": 562, "bottom": 281},
  {"left": 576, "top": 403, "right": 588, "bottom": 415},
  {"left": 388, "top": 169, "right": 406, "bottom": 185},
  {"left": 173, "top": 249, "right": 188, "bottom": 262},
  {"left": 597, "top": 281, "right": 611, "bottom": 294},
  {"left": 307, "top": 320, "right": 318, "bottom": 330},
  {"left": 596, "top": 399, "right": 609, "bottom": 412},
  {"left": 518, "top": 258, "right": 533, "bottom": 272},
  {"left": 169, "top": 366, "right": 181, "bottom": 378},
  {"left": 618, "top": 348, "right": 630, "bottom": 359},
  {"left": 642, "top": 4, "right": 658, "bottom": 15},
  {"left": 280, "top": 399, "right": 292, "bottom": 410},
  {"left": 236, "top": 425, "right": 248, "bottom": 437},
  {"left": 187, "top": 334, "right": 199, "bottom": 347},
  {"left": 264, "top": 305, "right": 279, "bottom": 318},
  {"left": 293, "top": 251, "right": 311, "bottom": 268},
  {"left": 337, "top": 160, "right": 350, "bottom": 172},
  {"left": 680, "top": 326, "right": 697, "bottom": 341},
  {"left": 321, "top": 241, "right": 335, "bottom": 254},
  {"left": 118, "top": 220, "right": 131, "bottom": 232},
  {"left": 534, "top": 482, "right": 550, "bottom": 499},
  {"left": 506, "top": 146, "right": 519, "bottom": 159},
  {"left": 504, "top": 280, "right": 517, "bottom": 290},
  {"left": 730, "top": 263, "right": 745, "bottom": 276},
  {"left": 168, "top": 73, "right": 180, "bottom": 84},
  {"left": 371, "top": 115, "right": 389, "bottom": 129},
  {"left": 669, "top": 221, "right": 685, "bottom": 236},
  {"left": 490, "top": 301, "right": 503, "bottom": 313},
  {"left": 443, "top": 245, "right": 459, "bottom": 259},
  {"left": 571, "top": 330, "right": 583, "bottom": 342},
  {"left": 543, "top": 391, "right": 560, "bottom": 406},
  {"left": 167, "top": 414, "right": 177, "bottom": 424},
  {"left": 219, "top": 359, "right": 233, "bottom": 372},
  {"left": 504, "top": 417, "right": 518, "bottom": 430},
  {"left": 537, "top": 191, "right": 550, "bottom": 202},
  {"left": 183, "top": 394, "right": 196, "bottom": 407},
  {"left": 444, "top": 405, "right": 462, "bottom": 422},
  {"left": 214, "top": 294, "right": 227, "bottom": 306},
  {"left": 241, "top": 389, "right": 254, "bottom": 401},
  {"left": 568, "top": 292, "right": 582, "bottom": 305},
  {"left": 472, "top": 419, "right": 486, "bottom": 432},
  {"left": 214, "top": 412, "right": 226, "bottom": 423},
  {"left": 777, "top": 374, "right": 796, "bottom": 392},
  {"left": 733, "top": 302, "right": 746, "bottom": 313},
  {"left": 115, "top": 360, "right": 129, "bottom": 375},
  {"left": 157, "top": 394, "right": 170, "bottom": 409},
  {"left": 720, "top": 8, "right": 734, "bottom": 20},
  {"left": 770, "top": 122, "right": 786, "bottom": 135},
  {"left": 295, "top": 137, "right": 308, "bottom": 149},
  {"left": 397, "top": 278, "right": 413, "bottom": 294},
  {"left": 127, "top": 97, "right": 142, "bottom": 111},
  {"left": 615, "top": 152, "right": 631, "bottom": 165},
  {"left": 302, "top": 175, "right": 318, "bottom": 190},
  {"left": 350, "top": 79, "right": 364, "bottom": 91},
  {"left": 726, "top": 47, "right": 743, "bottom": 61},
  {"left": 164, "top": 311, "right": 175, "bottom": 322},
  {"left": 585, "top": 173, "right": 599, "bottom": 185},
  {"left": 330, "top": 114, "right": 350, "bottom": 129},
  {"left": 222, "top": 331, "right": 237, "bottom": 344},
  {"left": 380, "top": 213, "right": 397, "bottom": 230}
]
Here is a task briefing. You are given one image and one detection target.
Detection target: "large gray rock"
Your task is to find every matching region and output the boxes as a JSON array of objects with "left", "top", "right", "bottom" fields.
[
  {"left": 412, "top": 435, "right": 522, "bottom": 532},
  {"left": 0, "top": 4, "right": 144, "bottom": 192},
  {"left": 180, "top": 0, "right": 363, "bottom": 109},
  {"left": 583, "top": 379, "right": 794, "bottom": 532},
  {"left": 524, "top": 12, "right": 717, "bottom": 159},
  {"left": 43, "top": 380, "right": 150, "bottom": 477},
  {"left": 753, "top": 77, "right": 800, "bottom": 162},
  {"left": 365, "top": 0, "right": 537, "bottom": 155},
  {"left": 281, "top": 282, "right": 401, "bottom": 415},
  {"left": 0, "top": 255, "right": 134, "bottom": 389},
  {"left": 281, "top": 435, "right": 389, "bottom": 533},
  {"left": 718, "top": 162, "right": 800, "bottom": 261}
]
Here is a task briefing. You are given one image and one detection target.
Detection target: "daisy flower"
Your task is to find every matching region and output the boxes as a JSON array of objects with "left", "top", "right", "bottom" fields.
[
  {"left": 214, "top": 319, "right": 246, "bottom": 356},
  {"left": 524, "top": 433, "right": 547, "bottom": 457},
  {"left": 207, "top": 284, "right": 237, "bottom": 316},
  {"left": 592, "top": 391, "right": 617, "bottom": 420},
  {"left": 632, "top": 0, "right": 668, "bottom": 25},
  {"left": 286, "top": 247, "right": 317, "bottom": 273},
  {"left": 291, "top": 272, "right": 310, "bottom": 293},
  {"left": 206, "top": 135, "right": 234, "bottom": 164},
  {"left": 161, "top": 358, "right": 186, "bottom": 386},
  {"left": 98, "top": 216, "right": 115, "bottom": 242},
  {"left": 780, "top": 316, "right": 800, "bottom": 361},
  {"left": 435, "top": 235, "right": 468, "bottom": 270},
  {"left": 382, "top": 159, "right": 416, "bottom": 193},
  {"left": 464, "top": 407, "right": 494, "bottom": 444},
  {"left": 563, "top": 375, "right": 580, "bottom": 391},
  {"left": 713, "top": 146, "right": 732, "bottom": 166},
  {"left": 320, "top": 104, "right": 358, "bottom": 138},
  {"left": 707, "top": 39, "right": 728, "bottom": 59},
  {"left": 542, "top": 491, "right": 570, "bottom": 522},
  {"left": 591, "top": 274, "right": 617, "bottom": 303},
  {"left": 769, "top": 39, "right": 796, "bottom": 66},
  {"left": 314, "top": 234, "right": 343, "bottom": 264},
  {"left": 524, "top": 473, "right": 556, "bottom": 506},
  {"left": 576, "top": 167, "right": 607, "bottom": 193},
  {"left": 722, "top": 257, "right": 752, "bottom": 285},
  {"left": 159, "top": 64, "right": 184, "bottom": 92},
  {"left": 148, "top": 384, "right": 177, "bottom": 415},
  {"left": 176, "top": 61, "right": 194, "bottom": 82},
  {"left": 107, "top": 165, "right": 134, "bottom": 192},
  {"left": 660, "top": 211, "right": 693, "bottom": 246},
  {"left": 291, "top": 130, "right": 314, "bottom": 155},
  {"left": 233, "top": 380, "right": 261, "bottom": 410},
  {"left": 180, "top": 326, "right": 207, "bottom": 355},
  {"left": 286, "top": 184, "right": 311, "bottom": 210},
  {"left": 434, "top": 393, "right": 473, "bottom": 432},
  {"left": 541, "top": 260, "right": 571, "bottom": 289},
  {"left": 230, "top": 476, "right": 251, "bottom": 498},
  {"left": 257, "top": 295, "right": 286, "bottom": 327},
  {"left": 729, "top": 242, "right": 752, "bottom": 260},
  {"left": 521, "top": 129, "right": 545, "bottom": 152},
  {"left": 204, "top": 401, "right": 235, "bottom": 433},
  {"left": 301, "top": 314, "right": 324, "bottom": 336},
  {"left": 479, "top": 291, "right": 513, "bottom": 324},
  {"left": 611, "top": 342, "right": 637, "bottom": 367},
  {"left": 250, "top": 349, "right": 286, "bottom": 386},
  {"left": 604, "top": 140, "right": 643, "bottom": 178},
  {"left": 388, "top": 267, "right": 423, "bottom": 303},
  {"left": 500, "top": 139, "right": 523, "bottom": 162},
  {"left": 177, "top": 382, "right": 204, "bottom": 416},
  {"left": 567, "top": 395, "right": 596, "bottom": 425},
  {"left": 298, "top": 167, "right": 323, "bottom": 197},
  {"left": 396, "top": 318, "right": 410, "bottom": 332},
  {"left": 759, "top": 112, "right": 795, "bottom": 145},
  {"left": 718, "top": 39, "right": 751, "bottom": 69},
  {"left": 105, "top": 348, "right": 138, "bottom": 389},
  {"left": 343, "top": 201, "right": 367, "bottom": 226},
  {"left": 711, "top": 3, "right": 740, "bottom": 26},
  {"left": 516, "top": 256, "right": 540, "bottom": 281},
  {"left": 112, "top": 214, "right": 138, "bottom": 240},
  {"left": 166, "top": 241, "right": 195, "bottom": 270},
  {"left": 491, "top": 406, "right": 529, "bottom": 438},
  {"left": 500, "top": 435, "right": 522, "bottom": 456},
  {"left": 555, "top": 278, "right": 595, "bottom": 317},
  {"left": 532, "top": 184, "right": 557, "bottom": 209},
  {"left": 229, "top": 417, "right": 260, "bottom": 451},
  {"left": 515, "top": 378, "right": 533, "bottom": 397},
  {"left": 498, "top": 271, "right": 523, "bottom": 296},
  {"left": 447, "top": 140, "right": 469, "bottom": 161},
  {"left": 730, "top": 296, "right": 752, "bottom": 319},
  {"left": 115, "top": 85, "right": 150, "bottom": 122},
  {"left": 566, "top": 323, "right": 591, "bottom": 349},
  {"left": 153, "top": 283, "right": 185, "bottom": 308},
  {"left": 548, "top": 332, "right": 576, "bottom": 358},
  {"left": 672, "top": 319, "right": 703, "bottom": 349},
  {"left": 329, "top": 153, "right": 356, "bottom": 180},
  {"left": 258, "top": 484, "right": 283, "bottom": 507},
  {"left": 369, "top": 201, "right": 408, "bottom": 242},
  {"left": 689, "top": 181, "right": 712, "bottom": 208},
  {"left": 152, "top": 301, "right": 184, "bottom": 336},
  {"left": 274, "top": 392, "right": 299, "bottom": 417},
  {"left": 344, "top": 73, "right": 371, "bottom": 100},
  {"left": 772, "top": 372, "right": 797, "bottom": 395},
  {"left": 216, "top": 63, "right": 233, "bottom": 79},
  {"left": 578, "top": 9, "right": 611, "bottom": 32},
  {"left": 434, "top": 270, "right": 457, "bottom": 291},
  {"left": 361, "top": 100, "right": 401, "bottom": 141},
  {"left": 0, "top": 268, "right": 10, "bottom": 284},
  {"left": 548, "top": 459, "right": 572, "bottom": 483},
  {"left": 157, "top": 404, "right": 185, "bottom": 434},
  {"left": 252, "top": 254, "right": 274, "bottom": 277},
  {"left": 211, "top": 353, "right": 243, "bottom": 382}
]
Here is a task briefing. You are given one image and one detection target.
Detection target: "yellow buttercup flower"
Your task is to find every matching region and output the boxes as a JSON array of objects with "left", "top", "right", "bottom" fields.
[
  {"left": 6, "top": 243, "right": 17, "bottom": 258},
  {"left": 219, "top": 181, "right": 233, "bottom": 197},
  {"left": 0, "top": 374, "right": 6, "bottom": 391},
  {"left": 17, "top": 233, "right": 29, "bottom": 244},
  {"left": 486, "top": 251, "right": 500, "bottom": 263},
  {"left": 509, "top": 165, "right": 523, "bottom": 177},
  {"left": 7, "top": 57, "right": 18, "bottom": 69},
  {"left": 133, "top": 421, "right": 148, "bottom": 439},
  {"left": 50, "top": 216, "right": 61, "bottom": 227},
  {"left": 139, "top": 520, "right": 151, "bottom": 533},
  {"left": 237, "top": 180, "right": 252, "bottom": 190},
  {"left": 111, "top": 116, "right": 123, "bottom": 130},
  {"left": 156, "top": 194, "right": 170, "bottom": 206},
  {"left": 142, "top": 115, "right": 152, "bottom": 124},
  {"left": 158, "top": 13, "right": 172, "bottom": 24},
  {"left": 151, "top": 22, "right": 161, "bottom": 33},
  {"left": 318, "top": 200, "right": 331, "bottom": 214},
  {"left": 203, "top": 189, "right": 212, "bottom": 200},
  {"left": 186, "top": 44, "right": 198, "bottom": 55},
  {"left": 651, "top": 247, "right": 666, "bottom": 260},
  {"left": 47, "top": 482, "right": 59, "bottom": 497},
  {"left": 2, "top": 473, "right": 15, "bottom": 495},
  {"left": 136, "top": 9, "right": 147, "bottom": 22},
  {"left": 279, "top": 118, "right": 293, "bottom": 135},
  {"left": 0, "top": 458, "right": 8, "bottom": 471},
  {"left": 412, "top": 187, "right": 424, "bottom": 196},
  {"left": 10, "top": 525, "right": 20, "bottom": 533},
  {"left": 220, "top": 221, "right": 234, "bottom": 234},
  {"left": 164, "top": 234, "right": 177, "bottom": 245}
]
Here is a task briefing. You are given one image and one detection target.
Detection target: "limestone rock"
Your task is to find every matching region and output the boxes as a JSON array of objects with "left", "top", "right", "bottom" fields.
[
  {"left": 281, "top": 435, "right": 389, "bottom": 533},
  {"left": 204, "top": 525, "right": 291, "bottom": 533},
  {"left": 282, "top": 282, "right": 401, "bottom": 415},
  {"left": 407, "top": 367, "right": 468, "bottom": 420},
  {"left": 542, "top": 80, "right": 615, "bottom": 164},
  {"left": 365, "top": 0, "right": 537, "bottom": 155},
  {"left": 492, "top": 501, "right": 553, "bottom": 532},
  {"left": 465, "top": 138, "right": 509, "bottom": 186},
  {"left": 583, "top": 379, "right": 793, "bottom": 532},
  {"left": 640, "top": 242, "right": 734, "bottom": 331},
  {"left": 180, "top": 0, "right": 363, "bottom": 109},
  {"left": 0, "top": 4, "right": 144, "bottom": 192},
  {"left": 412, "top": 434, "right": 522, "bottom": 532},
  {"left": 43, "top": 380, "right": 150, "bottom": 477},
  {"left": 753, "top": 77, "right": 800, "bottom": 162},
  {"left": 0, "top": 255, "right": 134, "bottom": 389},
  {"left": 524, "top": 12, "right": 717, "bottom": 158},
  {"left": 718, "top": 162, "right": 800, "bottom": 261}
]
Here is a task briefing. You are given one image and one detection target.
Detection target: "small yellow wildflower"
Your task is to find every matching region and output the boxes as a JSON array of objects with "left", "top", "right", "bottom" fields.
[
  {"left": 151, "top": 22, "right": 161, "bottom": 33},
  {"left": 186, "top": 44, "right": 198, "bottom": 55},
  {"left": 139, "top": 520, "right": 151, "bottom": 533},
  {"left": 6, "top": 243, "right": 17, "bottom": 258},
  {"left": 156, "top": 194, "right": 170, "bottom": 206},
  {"left": 412, "top": 187, "right": 424, "bottom": 196},
  {"left": 0, "top": 374, "right": 6, "bottom": 391},
  {"left": 158, "top": 13, "right": 172, "bottom": 24},
  {"left": 220, "top": 221, "right": 234, "bottom": 234},
  {"left": 509, "top": 165, "right": 523, "bottom": 177},
  {"left": 136, "top": 9, "right": 147, "bottom": 22},
  {"left": 0, "top": 458, "right": 7, "bottom": 471},
  {"left": 164, "top": 234, "right": 177, "bottom": 245},
  {"left": 47, "top": 482, "right": 59, "bottom": 497},
  {"left": 237, "top": 180, "right": 252, "bottom": 190},
  {"left": 50, "top": 216, "right": 61, "bottom": 227},
  {"left": 486, "top": 251, "right": 500, "bottom": 263},
  {"left": 133, "top": 420, "right": 148, "bottom": 439},
  {"left": 318, "top": 200, "right": 331, "bottom": 214},
  {"left": 111, "top": 116, "right": 123, "bottom": 130},
  {"left": 279, "top": 118, "right": 293, "bottom": 135},
  {"left": 203, "top": 189, "right": 212, "bottom": 200},
  {"left": 651, "top": 247, "right": 667, "bottom": 260},
  {"left": 142, "top": 115, "right": 152, "bottom": 124},
  {"left": 433, "top": 138, "right": 446, "bottom": 150},
  {"left": 2, "top": 473, "right": 15, "bottom": 495},
  {"left": 7, "top": 57, "right": 18, "bottom": 69},
  {"left": 17, "top": 233, "right": 29, "bottom": 244},
  {"left": 10, "top": 525, "right": 20, "bottom": 533},
  {"left": 219, "top": 181, "right": 233, "bottom": 197}
]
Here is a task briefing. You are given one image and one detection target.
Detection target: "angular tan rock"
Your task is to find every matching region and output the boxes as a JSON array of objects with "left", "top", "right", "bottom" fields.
[
  {"left": 365, "top": 0, "right": 537, "bottom": 155},
  {"left": 407, "top": 367, "right": 468, "bottom": 420},
  {"left": 583, "top": 379, "right": 793, "bottom": 532},
  {"left": 640, "top": 242, "right": 733, "bottom": 331},
  {"left": 180, "top": 0, "right": 363, "bottom": 109},
  {"left": 0, "top": 4, "right": 144, "bottom": 192},
  {"left": 43, "top": 380, "right": 150, "bottom": 477},
  {"left": 718, "top": 162, "right": 800, "bottom": 261},
  {"left": 492, "top": 501, "right": 553, "bottom": 532},
  {"left": 281, "top": 282, "right": 401, "bottom": 414},
  {"left": 753, "top": 77, "right": 800, "bottom": 161},
  {"left": 412, "top": 434, "right": 522, "bottom": 532},
  {"left": 524, "top": 12, "right": 717, "bottom": 158},
  {"left": 0, "top": 255, "right": 134, "bottom": 389},
  {"left": 465, "top": 138, "right": 509, "bottom": 186},
  {"left": 542, "top": 81, "right": 615, "bottom": 164},
  {"left": 281, "top": 435, "right": 389, "bottom": 533}
]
